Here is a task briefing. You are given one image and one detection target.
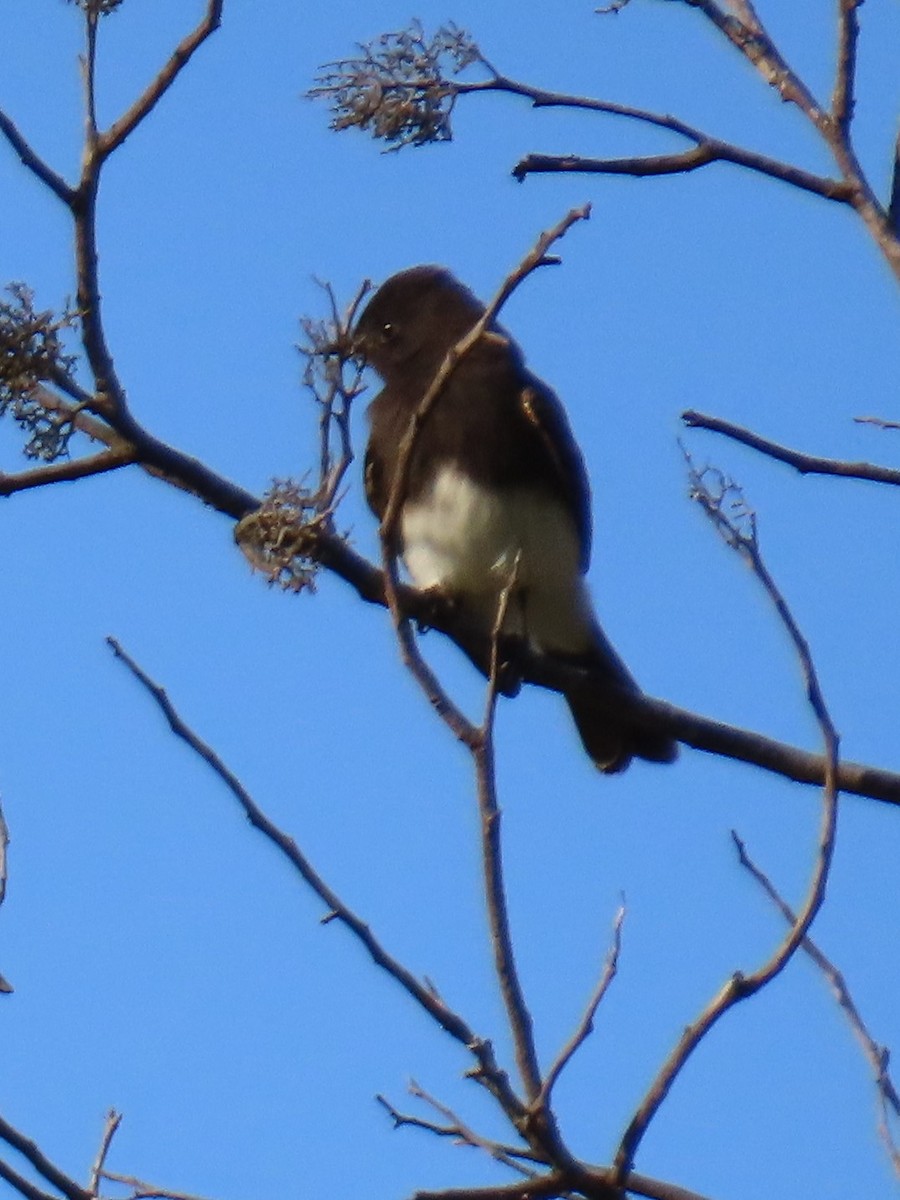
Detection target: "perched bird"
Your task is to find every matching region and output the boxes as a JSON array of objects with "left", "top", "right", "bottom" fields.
[{"left": 354, "top": 265, "right": 676, "bottom": 773}]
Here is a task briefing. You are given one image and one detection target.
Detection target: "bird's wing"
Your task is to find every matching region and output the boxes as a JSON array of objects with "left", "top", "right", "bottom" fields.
[{"left": 518, "top": 379, "right": 593, "bottom": 571}]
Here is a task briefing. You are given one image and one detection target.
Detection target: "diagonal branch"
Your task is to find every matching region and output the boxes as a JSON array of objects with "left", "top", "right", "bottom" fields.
[
  {"left": 614, "top": 467, "right": 840, "bottom": 1180},
  {"left": 682, "top": 409, "right": 900, "bottom": 486},
  {"left": 0, "top": 1114, "right": 90, "bottom": 1200},
  {"left": 0, "top": 108, "right": 74, "bottom": 207},
  {"left": 733, "top": 832, "right": 900, "bottom": 1178},
  {"left": 0, "top": 1158, "right": 59, "bottom": 1200},
  {"left": 533, "top": 903, "right": 625, "bottom": 1115},
  {"left": 105, "top": 637, "right": 528, "bottom": 1126},
  {"left": 100, "top": 1, "right": 225, "bottom": 157},
  {"left": 677, "top": 0, "right": 826, "bottom": 126}
]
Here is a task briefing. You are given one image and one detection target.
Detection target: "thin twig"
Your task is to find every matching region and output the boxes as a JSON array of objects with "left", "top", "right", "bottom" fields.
[
  {"left": 88, "top": 1110, "right": 122, "bottom": 1197},
  {"left": 0, "top": 797, "right": 9, "bottom": 993},
  {"left": 377, "top": 1093, "right": 544, "bottom": 1169},
  {"left": 470, "top": 557, "right": 547, "bottom": 1111},
  {"left": 409, "top": 1081, "right": 539, "bottom": 1175},
  {"left": 99, "top": 1172, "right": 212, "bottom": 1200},
  {"left": 534, "top": 903, "right": 625, "bottom": 1113},
  {"left": 0, "top": 108, "right": 74, "bottom": 206},
  {"left": 0, "top": 798, "right": 8, "bottom": 908},
  {"left": 683, "top": 409, "right": 900, "bottom": 487},
  {"left": 105, "top": 637, "right": 528, "bottom": 1125},
  {"left": 832, "top": 0, "right": 862, "bottom": 134},
  {"left": 733, "top": 832, "right": 900, "bottom": 1178},
  {"left": 854, "top": 415, "right": 900, "bottom": 432},
  {"left": 614, "top": 466, "right": 840, "bottom": 1179}
]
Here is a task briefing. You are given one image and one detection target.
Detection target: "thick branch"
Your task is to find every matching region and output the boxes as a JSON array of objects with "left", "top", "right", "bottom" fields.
[
  {"left": 683, "top": 409, "right": 900, "bottom": 486},
  {"left": 0, "top": 1158, "right": 59, "bottom": 1200},
  {"left": 0, "top": 1115, "right": 89, "bottom": 1200}
]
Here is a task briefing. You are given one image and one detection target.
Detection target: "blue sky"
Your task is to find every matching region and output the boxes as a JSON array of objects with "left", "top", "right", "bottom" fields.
[{"left": 1, "top": 2, "right": 899, "bottom": 1199}]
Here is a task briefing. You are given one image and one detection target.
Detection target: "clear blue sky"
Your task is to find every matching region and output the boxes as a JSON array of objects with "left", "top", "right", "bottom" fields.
[{"left": 1, "top": 3, "right": 899, "bottom": 1199}]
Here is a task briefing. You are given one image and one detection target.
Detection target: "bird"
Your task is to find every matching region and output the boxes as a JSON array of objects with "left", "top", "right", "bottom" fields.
[{"left": 353, "top": 264, "right": 677, "bottom": 773}]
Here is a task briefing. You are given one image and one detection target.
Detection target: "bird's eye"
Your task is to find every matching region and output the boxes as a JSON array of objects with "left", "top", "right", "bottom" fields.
[{"left": 380, "top": 322, "right": 396, "bottom": 343}]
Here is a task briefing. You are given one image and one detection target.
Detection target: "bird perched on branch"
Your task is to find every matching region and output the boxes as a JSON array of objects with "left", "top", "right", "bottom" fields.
[{"left": 353, "top": 264, "right": 676, "bottom": 773}]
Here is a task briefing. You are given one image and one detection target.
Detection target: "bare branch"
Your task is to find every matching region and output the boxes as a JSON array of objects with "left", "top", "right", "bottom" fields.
[
  {"left": 890, "top": 128, "right": 900, "bottom": 238},
  {"left": 299, "top": 279, "right": 370, "bottom": 515},
  {"left": 0, "top": 798, "right": 8, "bottom": 909},
  {"left": 513, "top": 145, "right": 852, "bottom": 203},
  {"left": 469, "top": 558, "right": 547, "bottom": 1114},
  {"left": 0, "top": 447, "right": 135, "bottom": 497},
  {"left": 683, "top": 409, "right": 900, "bottom": 486},
  {"left": 377, "top": 1092, "right": 543, "bottom": 1171},
  {"left": 0, "top": 798, "right": 13, "bottom": 994},
  {"left": 534, "top": 903, "right": 625, "bottom": 1113},
  {"left": 0, "top": 1158, "right": 59, "bottom": 1200},
  {"left": 733, "top": 832, "right": 900, "bottom": 1178},
  {"left": 410, "top": 1180, "right": 568, "bottom": 1200},
  {"left": 854, "top": 414, "right": 900, "bottom": 432},
  {"left": 0, "top": 108, "right": 74, "bottom": 206},
  {"left": 832, "top": 0, "right": 862, "bottom": 133},
  {"left": 411, "top": 1081, "right": 539, "bottom": 1175},
  {"left": 88, "top": 1110, "right": 122, "bottom": 1197},
  {"left": 0, "top": 1113, "right": 90, "bottom": 1200},
  {"left": 247, "top": 520, "right": 900, "bottom": 808},
  {"left": 100, "top": 1, "right": 225, "bottom": 157},
  {"left": 98, "top": 1171, "right": 213, "bottom": 1200},
  {"left": 676, "top": 0, "right": 826, "bottom": 125},
  {"left": 105, "top": 637, "right": 528, "bottom": 1125},
  {"left": 614, "top": 465, "right": 840, "bottom": 1180}
]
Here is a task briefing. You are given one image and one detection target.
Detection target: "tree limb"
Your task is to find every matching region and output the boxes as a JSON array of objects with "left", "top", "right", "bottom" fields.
[
  {"left": 733, "top": 831, "right": 900, "bottom": 1178},
  {"left": 512, "top": 145, "right": 852, "bottom": 202},
  {"left": 682, "top": 409, "right": 900, "bottom": 486},
  {"left": 100, "top": 1, "right": 226, "bottom": 158},
  {"left": 0, "top": 1114, "right": 90, "bottom": 1200},
  {"left": 105, "top": 636, "right": 529, "bottom": 1126},
  {"left": 614, "top": 463, "right": 840, "bottom": 1180},
  {"left": 0, "top": 108, "right": 74, "bottom": 207}
]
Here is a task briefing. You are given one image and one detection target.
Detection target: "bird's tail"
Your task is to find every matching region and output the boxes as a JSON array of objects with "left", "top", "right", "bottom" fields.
[{"left": 563, "top": 627, "right": 678, "bottom": 774}]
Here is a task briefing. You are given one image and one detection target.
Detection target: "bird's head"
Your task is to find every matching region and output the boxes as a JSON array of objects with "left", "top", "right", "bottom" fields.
[{"left": 351, "top": 265, "right": 486, "bottom": 382}]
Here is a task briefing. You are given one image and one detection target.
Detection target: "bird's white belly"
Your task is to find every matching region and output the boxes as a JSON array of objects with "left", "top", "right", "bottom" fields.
[{"left": 401, "top": 466, "right": 594, "bottom": 653}]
